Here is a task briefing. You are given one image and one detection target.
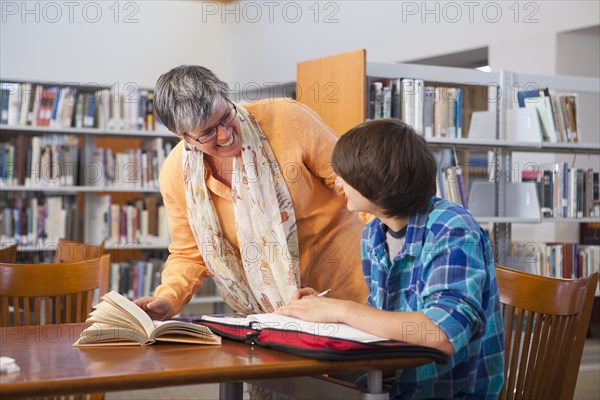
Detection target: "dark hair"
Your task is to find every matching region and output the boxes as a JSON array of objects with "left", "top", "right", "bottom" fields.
[
  {"left": 332, "top": 119, "right": 436, "bottom": 218},
  {"left": 154, "top": 65, "right": 230, "bottom": 135}
]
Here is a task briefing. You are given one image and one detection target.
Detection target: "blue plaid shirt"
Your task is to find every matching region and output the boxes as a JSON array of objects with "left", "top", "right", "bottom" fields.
[{"left": 361, "top": 197, "right": 504, "bottom": 399}]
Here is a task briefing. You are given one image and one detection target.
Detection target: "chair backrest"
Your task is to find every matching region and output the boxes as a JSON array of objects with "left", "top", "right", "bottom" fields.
[
  {"left": 0, "top": 244, "right": 18, "bottom": 263},
  {"left": 496, "top": 265, "right": 598, "bottom": 400},
  {"left": 0, "top": 257, "right": 107, "bottom": 326},
  {"left": 55, "top": 239, "right": 105, "bottom": 263}
]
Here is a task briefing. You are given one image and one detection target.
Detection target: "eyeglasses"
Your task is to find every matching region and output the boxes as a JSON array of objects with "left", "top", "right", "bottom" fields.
[{"left": 187, "top": 102, "right": 238, "bottom": 144}]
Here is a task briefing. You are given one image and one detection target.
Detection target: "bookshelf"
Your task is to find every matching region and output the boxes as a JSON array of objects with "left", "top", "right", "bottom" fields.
[
  {"left": 296, "top": 49, "right": 600, "bottom": 277},
  {"left": 0, "top": 80, "right": 226, "bottom": 313}
]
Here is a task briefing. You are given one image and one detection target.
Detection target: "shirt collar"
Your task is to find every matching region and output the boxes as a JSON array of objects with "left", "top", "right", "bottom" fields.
[{"left": 400, "top": 197, "right": 438, "bottom": 257}]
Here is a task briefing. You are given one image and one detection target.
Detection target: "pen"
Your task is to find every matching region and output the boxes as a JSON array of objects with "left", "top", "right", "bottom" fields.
[{"left": 317, "top": 289, "right": 332, "bottom": 297}]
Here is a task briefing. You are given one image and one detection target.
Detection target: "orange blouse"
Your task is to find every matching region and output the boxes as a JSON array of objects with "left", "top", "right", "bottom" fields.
[{"left": 155, "top": 98, "right": 368, "bottom": 314}]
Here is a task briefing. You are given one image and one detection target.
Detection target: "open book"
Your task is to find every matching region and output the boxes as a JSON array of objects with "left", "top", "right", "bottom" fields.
[
  {"left": 198, "top": 313, "right": 448, "bottom": 363},
  {"left": 199, "top": 313, "right": 387, "bottom": 343},
  {"left": 73, "top": 291, "right": 221, "bottom": 347},
  {"left": 196, "top": 313, "right": 449, "bottom": 363}
]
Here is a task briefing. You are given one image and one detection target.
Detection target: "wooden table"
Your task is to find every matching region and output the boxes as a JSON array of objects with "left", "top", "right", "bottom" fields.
[{"left": 0, "top": 324, "right": 438, "bottom": 399}]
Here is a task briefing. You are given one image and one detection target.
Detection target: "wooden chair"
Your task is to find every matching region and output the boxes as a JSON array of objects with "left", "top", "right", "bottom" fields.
[
  {"left": 496, "top": 265, "right": 598, "bottom": 400},
  {"left": 0, "top": 244, "right": 18, "bottom": 263},
  {"left": 0, "top": 256, "right": 111, "bottom": 326},
  {"left": 55, "top": 240, "right": 110, "bottom": 296},
  {"left": 0, "top": 256, "right": 109, "bottom": 400}
]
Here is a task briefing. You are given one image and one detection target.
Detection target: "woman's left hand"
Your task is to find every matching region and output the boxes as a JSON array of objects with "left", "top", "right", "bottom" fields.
[{"left": 276, "top": 296, "right": 347, "bottom": 323}]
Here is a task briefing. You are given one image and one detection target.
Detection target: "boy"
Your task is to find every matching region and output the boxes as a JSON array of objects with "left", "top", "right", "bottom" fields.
[{"left": 278, "top": 119, "right": 504, "bottom": 399}]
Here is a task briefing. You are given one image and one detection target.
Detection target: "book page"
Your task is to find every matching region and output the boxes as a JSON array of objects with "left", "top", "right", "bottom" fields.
[
  {"left": 199, "top": 313, "right": 253, "bottom": 326},
  {"left": 151, "top": 320, "right": 221, "bottom": 344},
  {"left": 74, "top": 322, "right": 148, "bottom": 346},
  {"left": 201, "top": 313, "right": 387, "bottom": 343},
  {"left": 250, "top": 314, "right": 387, "bottom": 343},
  {"left": 102, "top": 291, "right": 155, "bottom": 338}
]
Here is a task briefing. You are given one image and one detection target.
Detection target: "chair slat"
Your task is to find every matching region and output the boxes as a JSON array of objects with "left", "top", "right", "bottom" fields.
[
  {"left": 34, "top": 297, "right": 41, "bottom": 325},
  {"left": 76, "top": 292, "right": 83, "bottom": 322},
  {"left": 23, "top": 296, "right": 31, "bottom": 326},
  {"left": 85, "top": 291, "right": 93, "bottom": 321},
  {"left": 506, "top": 306, "right": 524, "bottom": 400},
  {"left": 530, "top": 314, "right": 552, "bottom": 396},
  {"left": 514, "top": 309, "right": 535, "bottom": 398},
  {"left": 1, "top": 296, "right": 9, "bottom": 326},
  {"left": 44, "top": 296, "right": 51, "bottom": 325},
  {"left": 502, "top": 305, "right": 516, "bottom": 399},
  {"left": 545, "top": 315, "right": 567, "bottom": 396},
  {"left": 55, "top": 295, "right": 61, "bottom": 324},
  {"left": 65, "top": 294, "right": 73, "bottom": 323},
  {"left": 523, "top": 310, "right": 543, "bottom": 395},
  {"left": 12, "top": 297, "right": 21, "bottom": 326}
]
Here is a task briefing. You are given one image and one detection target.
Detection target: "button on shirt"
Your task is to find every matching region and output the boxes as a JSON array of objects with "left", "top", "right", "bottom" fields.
[{"left": 361, "top": 197, "right": 504, "bottom": 399}]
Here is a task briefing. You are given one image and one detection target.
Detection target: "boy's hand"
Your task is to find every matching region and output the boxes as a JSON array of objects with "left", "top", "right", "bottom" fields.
[
  {"left": 277, "top": 296, "right": 345, "bottom": 323},
  {"left": 290, "top": 287, "right": 320, "bottom": 300},
  {"left": 134, "top": 296, "right": 171, "bottom": 320}
]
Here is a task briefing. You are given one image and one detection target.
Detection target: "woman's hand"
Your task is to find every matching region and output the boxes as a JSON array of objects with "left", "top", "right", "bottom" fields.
[
  {"left": 134, "top": 296, "right": 172, "bottom": 320},
  {"left": 289, "top": 287, "right": 320, "bottom": 300},
  {"left": 277, "top": 296, "right": 347, "bottom": 323}
]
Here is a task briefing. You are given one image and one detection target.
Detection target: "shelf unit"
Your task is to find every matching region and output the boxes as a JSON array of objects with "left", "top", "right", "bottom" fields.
[
  {"left": 0, "top": 80, "right": 225, "bottom": 312},
  {"left": 0, "top": 126, "right": 173, "bottom": 244},
  {"left": 296, "top": 49, "right": 600, "bottom": 268}
]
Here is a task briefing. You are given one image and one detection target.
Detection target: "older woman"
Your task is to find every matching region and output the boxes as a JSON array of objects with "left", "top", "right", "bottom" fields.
[{"left": 134, "top": 65, "right": 368, "bottom": 318}]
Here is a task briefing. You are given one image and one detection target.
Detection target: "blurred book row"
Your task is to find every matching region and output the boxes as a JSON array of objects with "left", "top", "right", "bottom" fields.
[
  {"left": 88, "top": 194, "right": 170, "bottom": 245},
  {"left": 1, "top": 195, "right": 79, "bottom": 246},
  {"left": 109, "top": 259, "right": 218, "bottom": 301},
  {"left": 0, "top": 135, "right": 172, "bottom": 189},
  {"left": 511, "top": 242, "right": 600, "bottom": 295},
  {"left": 0, "top": 193, "right": 169, "bottom": 246},
  {"left": 0, "top": 82, "right": 169, "bottom": 132},
  {"left": 522, "top": 164, "right": 600, "bottom": 219}
]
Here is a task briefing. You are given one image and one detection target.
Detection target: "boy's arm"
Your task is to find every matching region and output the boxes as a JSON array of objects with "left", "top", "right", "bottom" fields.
[
  {"left": 279, "top": 228, "right": 489, "bottom": 356},
  {"left": 278, "top": 296, "right": 454, "bottom": 355},
  {"left": 418, "top": 229, "right": 489, "bottom": 356}
]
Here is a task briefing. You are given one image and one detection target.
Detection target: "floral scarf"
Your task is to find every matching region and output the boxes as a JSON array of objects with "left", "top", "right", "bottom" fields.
[{"left": 182, "top": 104, "right": 300, "bottom": 313}]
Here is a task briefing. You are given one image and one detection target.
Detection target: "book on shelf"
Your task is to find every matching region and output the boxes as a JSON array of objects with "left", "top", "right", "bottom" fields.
[
  {"left": 0, "top": 81, "right": 168, "bottom": 132},
  {"left": 509, "top": 241, "right": 599, "bottom": 282},
  {"left": 196, "top": 313, "right": 449, "bottom": 362},
  {"left": 0, "top": 84, "right": 10, "bottom": 124},
  {"left": 423, "top": 86, "right": 435, "bottom": 138},
  {"left": 74, "top": 291, "right": 222, "bottom": 347},
  {"left": 524, "top": 96, "right": 557, "bottom": 143},
  {"left": 401, "top": 78, "right": 415, "bottom": 127},
  {"left": 0, "top": 194, "right": 81, "bottom": 245},
  {"left": 517, "top": 88, "right": 579, "bottom": 143},
  {"left": 365, "top": 77, "right": 434, "bottom": 137},
  {"left": 580, "top": 222, "right": 600, "bottom": 246},
  {"left": 108, "top": 257, "right": 167, "bottom": 299},
  {"left": 531, "top": 164, "right": 599, "bottom": 218}
]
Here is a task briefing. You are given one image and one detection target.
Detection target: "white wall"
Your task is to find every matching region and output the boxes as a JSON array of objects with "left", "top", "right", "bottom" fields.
[
  {"left": 2, "top": 1, "right": 599, "bottom": 87},
  {"left": 0, "top": 1, "right": 233, "bottom": 87}
]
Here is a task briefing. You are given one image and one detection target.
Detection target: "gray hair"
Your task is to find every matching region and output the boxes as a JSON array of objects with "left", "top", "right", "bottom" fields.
[{"left": 154, "top": 65, "right": 230, "bottom": 135}]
